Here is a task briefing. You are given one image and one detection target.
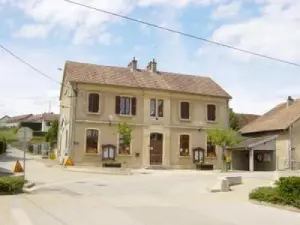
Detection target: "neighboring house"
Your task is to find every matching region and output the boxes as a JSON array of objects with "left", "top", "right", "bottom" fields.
[
  {"left": 236, "top": 113, "right": 259, "bottom": 129},
  {"left": 58, "top": 58, "right": 231, "bottom": 169},
  {"left": 22, "top": 113, "right": 59, "bottom": 132},
  {"left": 229, "top": 96, "right": 300, "bottom": 171},
  {"left": 0, "top": 115, "right": 10, "bottom": 128},
  {"left": 5, "top": 114, "right": 32, "bottom": 128}
]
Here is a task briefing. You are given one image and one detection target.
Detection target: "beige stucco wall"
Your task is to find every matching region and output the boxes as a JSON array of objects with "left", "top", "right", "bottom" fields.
[{"left": 63, "top": 83, "right": 229, "bottom": 168}]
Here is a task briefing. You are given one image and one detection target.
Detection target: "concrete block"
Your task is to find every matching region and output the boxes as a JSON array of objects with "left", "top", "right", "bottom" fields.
[
  {"left": 225, "top": 176, "right": 242, "bottom": 186},
  {"left": 210, "top": 177, "right": 230, "bottom": 193}
]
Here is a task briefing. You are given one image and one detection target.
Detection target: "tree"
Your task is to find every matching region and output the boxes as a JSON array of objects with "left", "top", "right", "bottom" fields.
[
  {"left": 207, "top": 128, "right": 241, "bottom": 170},
  {"left": 45, "top": 119, "right": 58, "bottom": 143},
  {"left": 229, "top": 108, "right": 240, "bottom": 131},
  {"left": 117, "top": 122, "right": 132, "bottom": 154}
]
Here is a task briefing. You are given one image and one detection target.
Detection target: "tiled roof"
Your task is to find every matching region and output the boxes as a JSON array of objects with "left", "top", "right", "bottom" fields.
[
  {"left": 26, "top": 113, "right": 59, "bottom": 122},
  {"left": 64, "top": 61, "right": 231, "bottom": 98},
  {"left": 230, "top": 135, "right": 277, "bottom": 149},
  {"left": 240, "top": 99, "right": 300, "bottom": 134},
  {"left": 236, "top": 113, "right": 260, "bottom": 129},
  {"left": 6, "top": 114, "right": 32, "bottom": 123}
]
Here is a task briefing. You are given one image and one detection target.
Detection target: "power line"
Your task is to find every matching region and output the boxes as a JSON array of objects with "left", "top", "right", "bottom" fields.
[
  {"left": 63, "top": 0, "right": 300, "bottom": 68},
  {"left": 0, "top": 44, "right": 64, "bottom": 85}
]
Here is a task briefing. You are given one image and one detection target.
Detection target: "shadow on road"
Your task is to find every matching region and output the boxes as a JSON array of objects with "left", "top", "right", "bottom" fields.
[{"left": 0, "top": 152, "right": 32, "bottom": 163}]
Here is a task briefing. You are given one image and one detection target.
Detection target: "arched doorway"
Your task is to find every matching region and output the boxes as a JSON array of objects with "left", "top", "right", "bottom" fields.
[{"left": 149, "top": 133, "right": 163, "bottom": 165}]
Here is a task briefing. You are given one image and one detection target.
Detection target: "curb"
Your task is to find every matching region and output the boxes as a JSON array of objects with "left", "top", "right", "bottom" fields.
[{"left": 250, "top": 200, "right": 300, "bottom": 213}]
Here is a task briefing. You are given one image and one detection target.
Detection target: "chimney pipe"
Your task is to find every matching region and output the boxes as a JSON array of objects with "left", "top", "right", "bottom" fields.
[
  {"left": 147, "top": 58, "right": 157, "bottom": 73},
  {"left": 287, "top": 96, "right": 294, "bottom": 107},
  {"left": 128, "top": 57, "right": 137, "bottom": 71}
]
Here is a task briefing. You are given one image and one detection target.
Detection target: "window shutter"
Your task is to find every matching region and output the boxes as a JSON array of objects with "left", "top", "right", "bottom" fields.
[
  {"left": 115, "top": 96, "right": 121, "bottom": 114},
  {"left": 131, "top": 97, "right": 137, "bottom": 115}
]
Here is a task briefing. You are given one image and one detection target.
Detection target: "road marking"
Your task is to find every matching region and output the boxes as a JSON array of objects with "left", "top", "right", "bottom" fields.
[{"left": 11, "top": 208, "right": 33, "bottom": 225}]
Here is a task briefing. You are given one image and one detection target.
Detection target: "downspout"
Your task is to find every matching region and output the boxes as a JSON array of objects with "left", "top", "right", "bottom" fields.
[
  {"left": 288, "top": 125, "right": 292, "bottom": 170},
  {"left": 69, "top": 83, "right": 78, "bottom": 162}
]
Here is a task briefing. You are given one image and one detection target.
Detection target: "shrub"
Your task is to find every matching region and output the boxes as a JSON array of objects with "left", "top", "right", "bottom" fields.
[
  {"left": 0, "top": 140, "right": 7, "bottom": 154},
  {"left": 0, "top": 176, "right": 24, "bottom": 194},
  {"left": 249, "top": 186, "right": 283, "bottom": 204},
  {"left": 276, "top": 176, "right": 300, "bottom": 204}
]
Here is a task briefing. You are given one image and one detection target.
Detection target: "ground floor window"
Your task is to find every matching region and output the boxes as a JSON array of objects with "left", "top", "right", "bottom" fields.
[
  {"left": 179, "top": 134, "right": 190, "bottom": 156},
  {"left": 86, "top": 129, "right": 99, "bottom": 153},
  {"left": 206, "top": 139, "right": 216, "bottom": 157},
  {"left": 118, "top": 134, "right": 131, "bottom": 155}
]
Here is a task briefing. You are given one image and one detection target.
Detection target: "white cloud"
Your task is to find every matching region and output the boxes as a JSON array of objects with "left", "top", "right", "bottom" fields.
[
  {"left": 14, "top": 24, "right": 52, "bottom": 39},
  {"left": 211, "top": 0, "right": 300, "bottom": 63},
  {"left": 211, "top": 1, "right": 241, "bottom": 19}
]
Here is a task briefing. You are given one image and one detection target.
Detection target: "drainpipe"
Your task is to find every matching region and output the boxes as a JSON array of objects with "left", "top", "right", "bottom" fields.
[
  {"left": 69, "top": 83, "right": 78, "bottom": 162},
  {"left": 288, "top": 125, "right": 293, "bottom": 170}
]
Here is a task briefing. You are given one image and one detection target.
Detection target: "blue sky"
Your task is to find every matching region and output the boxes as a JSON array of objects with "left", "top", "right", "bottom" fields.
[{"left": 1, "top": 0, "right": 300, "bottom": 116}]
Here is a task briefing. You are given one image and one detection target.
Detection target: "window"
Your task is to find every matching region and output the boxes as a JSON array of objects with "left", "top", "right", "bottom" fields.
[
  {"left": 180, "top": 101, "right": 190, "bottom": 120},
  {"left": 88, "top": 93, "right": 100, "bottom": 113},
  {"left": 118, "top": 134, "right": 131, "bottom": 155},
  {"left": 102, "top": 144, "right": 116, "bottom": 160},
  {"left": 86, "top": 129, "right": 99, "bottom": 153},
  {"left": 115, "top": 96, "right": 136, "bottom": 115},
  {"left": 179, "top": 135, "right": 190, "bottom": 156},
  {"left": 207, "top": 139, "right": 216, "bottom": 157},
  {"left": 150, "top": 99, "right": 164, "bottom": 117},
  {"left": 207, "top": 104, "right": 216, "bottom": 121}
]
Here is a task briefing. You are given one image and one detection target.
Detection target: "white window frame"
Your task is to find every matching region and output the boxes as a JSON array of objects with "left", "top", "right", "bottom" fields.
[
  {"left": 117, "top": 133, "right": 132, "bottom": 156},
  {"left": 119, "top": 95, "right": 133, "bottom": 116},
  {"left": 150, "top": 98, "right": 164, "bottom": 118},
  {"left": 178, "top": 133, "right": 191, "bottom": 157},
  {"left": 84, "top": 128, "right": 100, "bottom": 155},
  {"left": 87, "top": 92, "right": 101, "bottom": 114}
]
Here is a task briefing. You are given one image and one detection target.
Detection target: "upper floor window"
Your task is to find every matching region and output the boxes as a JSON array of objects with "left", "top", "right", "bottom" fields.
[
  {"left": 115, "top": 96, "right": 136, "bottom": 116},
  {"left": 86, "top": 129, "right": 99, "bottom": 154},
  {"left": 179, "top": 134, "right": 190, "bottom": 156},
  {"left": 207, "top": 138, "right": 216, "bottom": 157},
  {"left": 180, "top": 101, "right": 190, "bottom": 120},
  {"left": 150, "top": 99, "right": 164, "bottom": 117},
  {"left": 207, "top": 104, "right": 216, "bottom": 121},
  {"left": 88, "top": 93, "right": 100, "bottom": 113}
]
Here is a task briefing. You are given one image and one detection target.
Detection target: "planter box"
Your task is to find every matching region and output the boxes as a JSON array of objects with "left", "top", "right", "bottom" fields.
[
  {"left": 103, "top": 163, "right": 122, "bottom": 168},
  {"left": 196, "top": 164, "right": 214, "bottom": 170}
]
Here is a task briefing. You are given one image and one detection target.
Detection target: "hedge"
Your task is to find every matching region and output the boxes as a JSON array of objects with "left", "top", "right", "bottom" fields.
[
  {"left": 0, "top": 176, "right": 25, "bottom": 194},
  {"left": 249, "top": 176, "right": 300, "bottom": 209}
]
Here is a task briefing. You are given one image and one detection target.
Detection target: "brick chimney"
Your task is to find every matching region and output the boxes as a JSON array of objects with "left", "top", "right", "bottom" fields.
[
  {"left": 287, "top": 96, "right": 294, "bottom": 107},
  {"left": 146, "top": 58, "right": 157, "bottom": 73},
  {"left": 128, "top": 57, "right": 137, "bottom": 71}
]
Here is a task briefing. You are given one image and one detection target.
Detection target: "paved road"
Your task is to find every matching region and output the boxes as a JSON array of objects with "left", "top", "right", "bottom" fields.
[{"left": 1, "top": 149, "right": 300, "bottom": 225}]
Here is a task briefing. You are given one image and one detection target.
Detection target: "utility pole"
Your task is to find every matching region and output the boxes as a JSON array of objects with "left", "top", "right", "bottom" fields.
[{"left": 48, "top": 100, "right": 52, "bottom": 113}]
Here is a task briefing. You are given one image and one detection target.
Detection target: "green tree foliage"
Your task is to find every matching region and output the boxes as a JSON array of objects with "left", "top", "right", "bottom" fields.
[
  {"left": 118, "top": 122, "right": 132, "bottom": 147},
  {"left": 229, "top": 108, "right": 240, "bottom": 131},
  {"left": 207, "top": 128, "right": 241, "bottom": 170},
  {"left": 45, "top": 119, "right": 58, "bottom": 143}
]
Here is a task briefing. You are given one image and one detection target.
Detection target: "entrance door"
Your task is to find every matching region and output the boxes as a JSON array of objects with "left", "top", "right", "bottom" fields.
[{"left": 150, "top": 133, "right": 163, "bottom": 165}]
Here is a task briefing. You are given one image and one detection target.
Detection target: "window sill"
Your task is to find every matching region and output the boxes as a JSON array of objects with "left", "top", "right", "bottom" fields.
[
  {"left": 180, "top": 118, "right": 191, "bottom": 122},
  {"left": 84, "top": 152, "right": 99, "bottom": 156},
  {"left": 206, "top": 120, "right": 217, "bottom": 124},
  {"left": 117, "top": 154, "right": 132, "bottom": 157},
  {"left": 87, "top": 112, "right": 101, "bottom": 115},
  {"left": 117, "top": 114, "right": 133, "bottom": 118},
  {"left": 179, "top": 155, "right": 191, "bottom": 158}
]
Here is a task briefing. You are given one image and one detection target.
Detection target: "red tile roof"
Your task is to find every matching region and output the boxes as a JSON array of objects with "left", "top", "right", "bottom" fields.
[{"left": 64, "top": 61, "right": 231, "bottom": 98}]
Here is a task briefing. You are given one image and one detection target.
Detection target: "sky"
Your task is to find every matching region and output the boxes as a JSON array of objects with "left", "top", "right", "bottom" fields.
[{"left": 0, "top": 0, "right": 300, "bottom": 117}]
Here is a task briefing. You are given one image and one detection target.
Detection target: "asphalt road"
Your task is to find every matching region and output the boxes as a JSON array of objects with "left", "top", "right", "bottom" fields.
[{"left": 1, "top": 149, "right": 300, "bottom": 225}]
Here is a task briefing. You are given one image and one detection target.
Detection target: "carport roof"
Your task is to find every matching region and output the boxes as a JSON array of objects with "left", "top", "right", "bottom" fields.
[{"left": 229, "top": 135, "right": 278, "bottom": 150}]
